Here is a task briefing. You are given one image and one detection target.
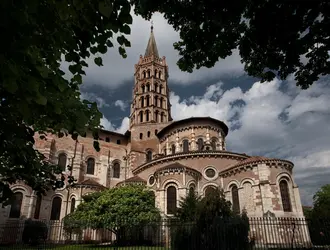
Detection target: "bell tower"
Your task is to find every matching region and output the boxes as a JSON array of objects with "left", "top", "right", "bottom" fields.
[{"left": 129, "top": 24, "right": 172, "bottom": 129}]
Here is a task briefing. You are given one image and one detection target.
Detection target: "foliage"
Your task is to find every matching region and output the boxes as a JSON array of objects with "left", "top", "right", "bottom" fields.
[
  {"left": 172, "top": 187, "right": 249, "bottom": 250},
  {"left": 311, "top": 184, "right": 330, "bottom": 218},
  {"left": 63, "top": 185, "right": 161, "bottom": 245},
  {"left": 0, "top": 0, "right": 133, "bottom": 202},
  {"left": 133, "top": 0, "right": 330, "bottom": 89},
  {"left": 22, "top": 219, "right": 48, "bottom": 246}
]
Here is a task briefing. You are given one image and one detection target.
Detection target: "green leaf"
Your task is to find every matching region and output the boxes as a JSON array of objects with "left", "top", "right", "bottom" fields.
[
  {"left": 94, "top": 57, "right": 103, "bottom": 66},
  {"left": 117, "top": 35, "right": 125, "bottom": 46},
  {"left": 72, "top": 74, "right": 82, "bottom": 84},
  {"left": 98, "top": 2, "right": 113, "bottom": 18},
  {"left": 35, "top": 95, "right": 47, "bottom": 105},
  {"left": 118, "top": 47, "right": 127, "bottom": 58},
  {"left": 120, "top": 25, "right": 131, "bottom": 35},
  {"left": 3, "top": 79, "right": 18, "bottom": 94}
]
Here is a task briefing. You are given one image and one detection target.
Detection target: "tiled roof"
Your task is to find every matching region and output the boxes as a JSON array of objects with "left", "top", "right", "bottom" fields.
[
  {"left": 77, "top": 179, "right": 105, "bottom": 189},
  {"left": 125, "top": 176, "right": 146, "bottom": 183}
]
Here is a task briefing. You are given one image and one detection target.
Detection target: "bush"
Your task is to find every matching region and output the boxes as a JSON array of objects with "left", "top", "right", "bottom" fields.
[{"left": 22, "top": 219, "right": 48, "bottom": 246}]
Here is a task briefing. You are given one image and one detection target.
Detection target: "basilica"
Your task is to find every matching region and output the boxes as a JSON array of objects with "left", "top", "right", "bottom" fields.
[{"left": 0, "top": 26, "right": 304, "bottom": 231}]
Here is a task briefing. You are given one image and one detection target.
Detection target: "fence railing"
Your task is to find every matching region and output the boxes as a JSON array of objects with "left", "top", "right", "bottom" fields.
[{"left": 0, "top": 217, "right": 329, "bottom": 249}]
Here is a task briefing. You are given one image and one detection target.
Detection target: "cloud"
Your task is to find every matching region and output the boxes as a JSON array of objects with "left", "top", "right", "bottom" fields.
[
  {"left": 168, "top": 78, "right": 330, "bottom": 205},
  {"left": 80, "top": 92, "right": 109, "bottom": 108},
  {"left": 114, "top": 100, "right": 128, "bottom": 111},
  {"left": 62, "top": 13, "right": 244, "bottom": 88},
  {"left": 101, "top": 116, "right": 129, "bottom": 134}
]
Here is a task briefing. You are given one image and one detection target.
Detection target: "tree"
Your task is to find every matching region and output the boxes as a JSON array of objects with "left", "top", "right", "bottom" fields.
[
  {"left": 133, "top": 0, "right": 329, "bottom": 89},
  {"left": 172, "top": 187, "right": 249, "bottom": 250},
  {"left": 311, "top": 184, "right": 330, "bottom": 218},
  {"left": 63, "top": 185, "right": 161, "bottom": 245},
  {"left": 1, "top": 0, "right": 133, "bottom": 203}
]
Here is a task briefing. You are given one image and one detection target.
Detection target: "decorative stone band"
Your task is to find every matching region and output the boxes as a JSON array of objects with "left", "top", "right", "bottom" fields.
[
  {"left": 219, "top": 157, "right": 294, "bottom": 178},
  {"left": 132, "top": 151, "right": 249, "bottom": 174},
  {"left": 154, "top": 163, "right": 202, "bottom": 179},
  {"left": 158, "top": 124, "right": 224, "bottom": 143}
]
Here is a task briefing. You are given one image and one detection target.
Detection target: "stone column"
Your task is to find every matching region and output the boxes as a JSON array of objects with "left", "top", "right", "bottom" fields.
[
  {"left": 166, "top": 138, "right": 170, "bottom": 155},
  {"left": 257, "top": 164, "right": 273, "bottom": 215},
  {"left": 190, "top": 128, "right": 196, "bottom": 150},
  {"left": 175, "top": 132, "right": 180, "bottom": 153}
]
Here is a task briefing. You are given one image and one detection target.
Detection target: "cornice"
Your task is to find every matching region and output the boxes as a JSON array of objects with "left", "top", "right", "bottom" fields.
[
  {"left": 219, "top": 159, "right": 294, "bottom": 178},
  {"left": 132, "top": 151, "right": 249, "bottom": 174}
]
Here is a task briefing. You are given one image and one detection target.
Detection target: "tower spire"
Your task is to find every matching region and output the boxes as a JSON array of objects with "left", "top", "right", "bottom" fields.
[{"left": 144, "top": 21, "right": 159, "bottom": 58}]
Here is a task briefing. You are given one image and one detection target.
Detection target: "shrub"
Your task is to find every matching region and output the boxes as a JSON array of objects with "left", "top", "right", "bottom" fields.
[{"left": 22, "top": 219, "right": 48, "bottom": 246}]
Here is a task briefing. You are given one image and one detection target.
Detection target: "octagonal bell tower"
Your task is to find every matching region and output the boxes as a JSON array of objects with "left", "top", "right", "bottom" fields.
[{"left": 129, "top": 25, "right": 172, "bottom": 129}]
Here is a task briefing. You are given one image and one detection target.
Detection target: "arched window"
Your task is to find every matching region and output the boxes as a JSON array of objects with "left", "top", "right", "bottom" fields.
[
  {"left": 143, "top": 72, "right": 146, "bottom": 79},
  {"left": 155, "top": 111, "right": 159, "bottom": 122},
  {"left": 182, "top": 140, "right": 189, "bottom": 153},
  {"left": 147, "top": 70, "right": 151, "bottom": 78},
  {"left": 146, "top": 110, "right": 150, "bottom": 121},
  {"left": 146, "top": 96, "right": 150, "bottom": 106},
  {"left": 189, "top": 184, "right": 196, "bottom": 193},
  {"left": 167, "top": 186, "right": 177, "bottom": 215},
  {"left": 155, "top": 129, "right": 158, "bottom": 135},
  {"left": 50, "top": 197, "right": 62, "bottom": 220},
  {"left": 141, "top": 85, "right": 145, "bottom": 93},
  {"left": 86, "top": 158, "right": 95, "bottom": 175},
  {"left": 160, "top": 97, "right": 163, "bottom": 108},
  {"left": 197, "top": 138, "right": 204, "bottom": 151},
  {"left": 159, "top": 85, "right": 163, "bottom": 94},
  {"left": 231, "top": 185, "right": 240, "bottom": 214},
  {"left": 34, "top": 194, "right": 42, "bottom": 219},
  {"left": 70, "top": 198, "right": 76, "bottom": 213},
  {"left": 154, "top": 69, "right": 157, "bottom": 78},
  {"left": 159, "top": 71, "right": 162, "bottom": 79},
  {"left": 211, "top": 139, "right": 217, "bottom": 151},
  {"left": 147, "top": 131, "right": 151, "bottom": 137},
  {"left": 140, "top": 133, "right": 143, "bottom": 139},
  {"left": 171, "top": 144, "right": 176, "bottom": 154},
  {"left": 141, "top": 96, "right": 145, "bottom": 107},
  {"left": 205, "top": 186, "right": 216, "bottom": 197},
  {"left": 163, "top": 147, "right": 167, "bottom": 155},
  {"left": 154, "top": 83, "right": 158, "bottom": 92},
  {"left": 113, "top": 162, "right": 120, "bottom": 178},
  {"left": 160, "top": 112, "right": 164, "bottom": 122},
  {"left": 280, "top": 179, "right": 292, "bottom": 212},
  {"left": 154, "top": 96, "right": 158, "bottom": 107},
  {"left": 9, "top": 192, "right": 23, "bottom": 218},
  {"left": 58, "top": 153, "right": 67, "bottom": 171},
  {"left": 139, "top": 111, "right": 143, "bottom": 122},
  {"left": 146, "top": 151, "right": 152, "bottom": 162}
]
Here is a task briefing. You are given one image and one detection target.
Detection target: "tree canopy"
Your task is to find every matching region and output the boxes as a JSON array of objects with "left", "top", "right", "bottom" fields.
[
  {"left": 63, "top": 185, "right": 161, "bottom": 234},
  {"left": 133, "top": 0, "right": 329, "bottom": 89},
  {"left": 310, "top": 184, "right": 330, "bottom": 218}
]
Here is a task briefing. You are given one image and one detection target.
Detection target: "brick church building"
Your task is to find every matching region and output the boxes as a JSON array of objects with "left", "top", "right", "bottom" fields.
[{"left": 1, "top": 25, "right": 304, "bottom": 229}]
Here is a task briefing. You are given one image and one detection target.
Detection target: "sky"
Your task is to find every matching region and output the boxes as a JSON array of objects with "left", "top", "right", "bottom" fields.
[{"left": 77, "top": 13, "right": 330, "bottom": 206}]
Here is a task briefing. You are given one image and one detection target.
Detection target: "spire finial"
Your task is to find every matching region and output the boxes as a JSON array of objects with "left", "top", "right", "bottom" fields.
[{"left": 151, "top": 20, "right": 154, "bottom": 32}]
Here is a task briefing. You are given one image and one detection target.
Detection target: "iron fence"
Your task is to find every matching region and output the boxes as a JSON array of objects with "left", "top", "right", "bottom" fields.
[{"left": 0, "top": 217, "right": 328, "bottom": 249}]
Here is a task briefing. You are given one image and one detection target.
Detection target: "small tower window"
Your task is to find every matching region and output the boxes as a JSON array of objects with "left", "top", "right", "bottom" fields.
[
  {"left": 70, "top": 197, "right": 76, "bottom": 213},
  {"left": 113, "top": 162, "right": 120, "bottom": 178},
  {"left": 155, "top": 110, "right": 159, "bottom": 122},
  {"left": 154, "top": 96, "right": 158, "bottom": 107},
  {"left": 171, "top": 144, "right": 176, "bottom": 154},
  {"left": 141, "top": 85, "right": 145, "bottom": 93},
  {"left": 211, "top": 139, "right": 217, "bottom": 150},
  {"left": 197, "top": 138, "right": 204, "bottom": 151},
  {"left": 140, "top": 133, "right": 143, "bottom": 139},
  {"left": 139, "top": 111, "right": 143, "bottom": 122},
  {"left": 141, "top": 96, "right": 145, "bottom": 107},
  {"left": 146, "top": 95, "right": 150, "bottom": 106},
  {"left": 143, "top": 71, "right": 146, "bottom": 78},
  {"left": 159, "top": 85, "right": 163, "bottom": 94},
  {"left": 182, "top": 140, "right": 189, "bottom": 153},
  {"left": 146, "top": 83, "right": 150, "bottom": 92},
  {"left": 147, "top": 131, "right": 151, "bottom": 137},
  {"left": 147, "top": 70, "right": 151, "bottom": 78},
  {"left": 160, "top": 97, "right": 163, "bottom": 108},
  {"left": 116, "top": 139, "right": 121, "bottom": 145},
  {"left": 159, "top": 71, "right": 162, "bottom": 79},
  {"left": 146, "top": 110, "right": 150, "bottom": 121},
  {"left": 154, "top": 83, "right": 158, "bottom": 92},
  {"left": 155, "top": 129, "right": 158, "bottom": 135},
  {"left": 154, "top": 69, "right": 157, "bottom": 78},
  {"left": 146, "top": 150, "right": 152, "bottom": 162}
]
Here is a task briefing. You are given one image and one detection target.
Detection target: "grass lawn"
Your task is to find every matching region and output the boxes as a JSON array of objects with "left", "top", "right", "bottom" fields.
[{"left": 0, "top": 245, "right": 167, "bottom": 250}]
